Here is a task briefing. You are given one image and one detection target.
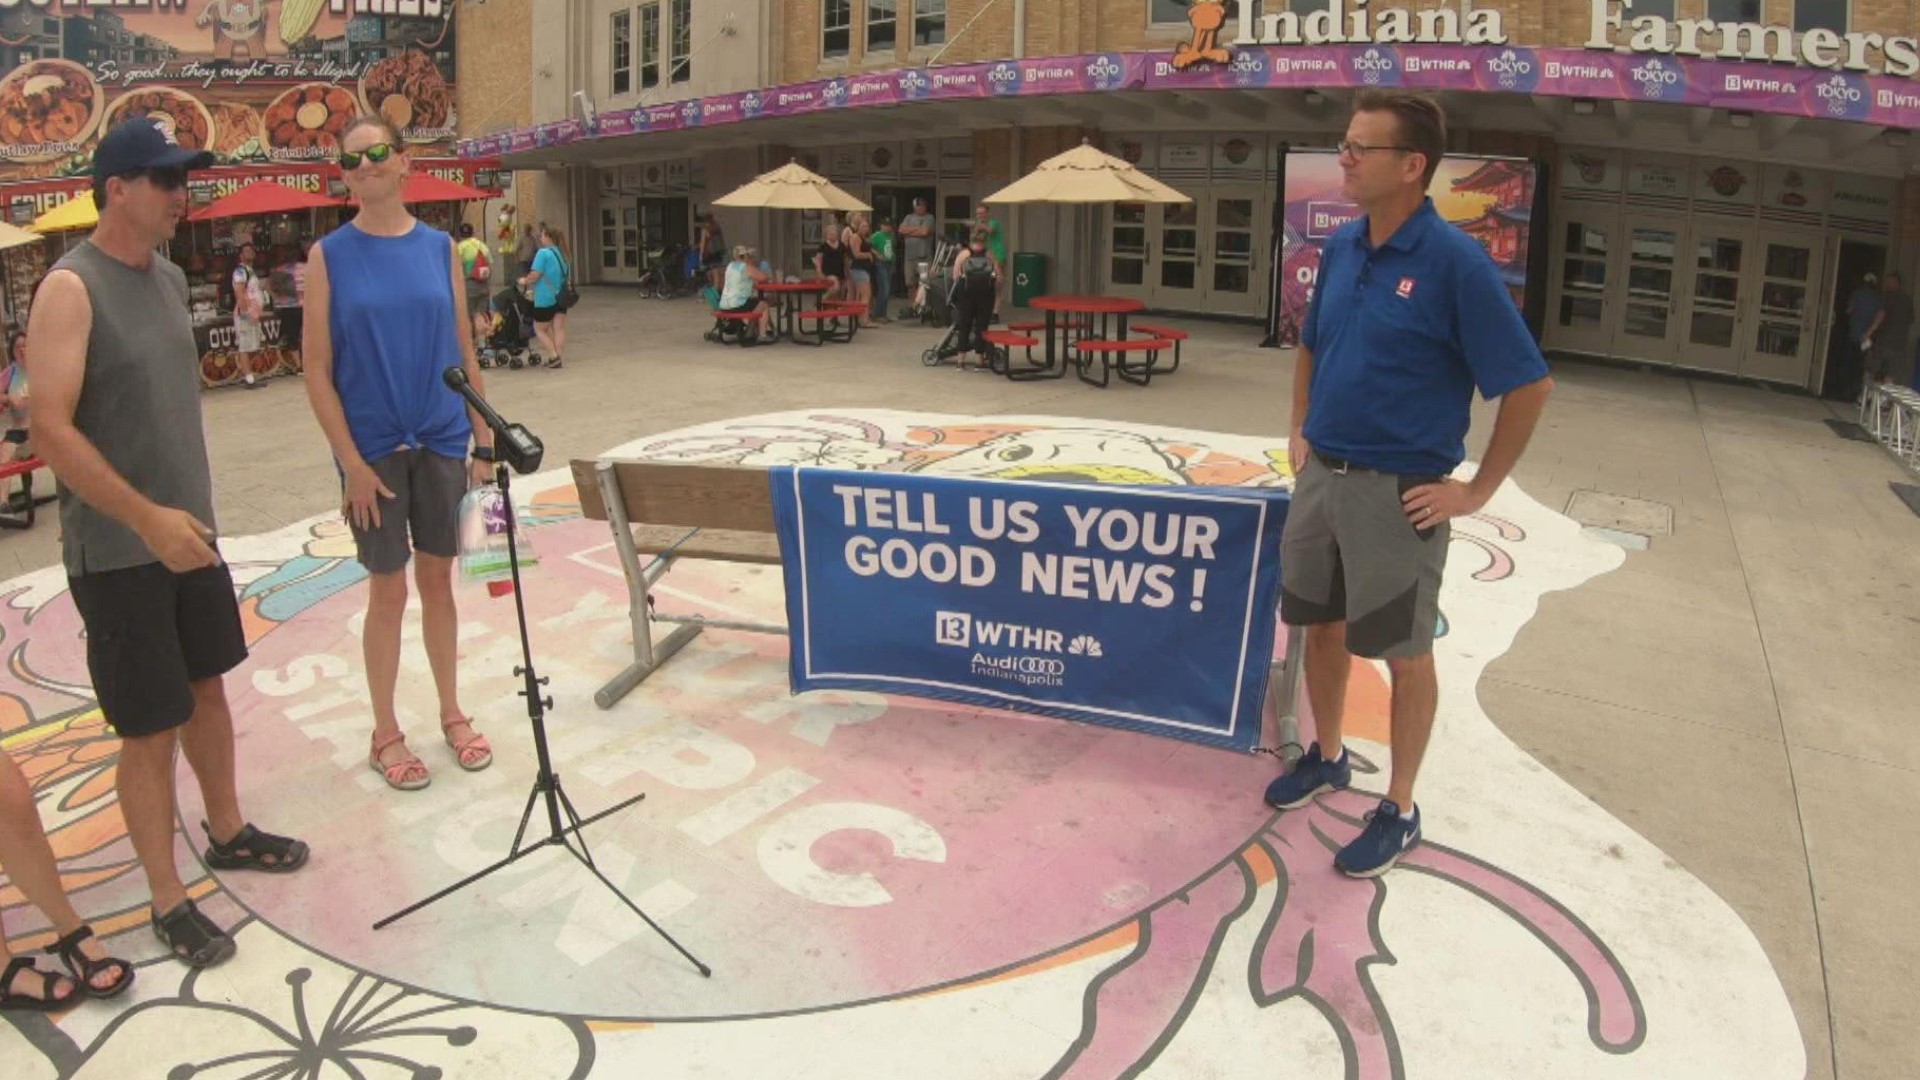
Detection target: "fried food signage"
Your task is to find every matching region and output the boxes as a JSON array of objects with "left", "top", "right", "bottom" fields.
[{"left": 0, "top": 2, "right": 456, "bottom": 179}]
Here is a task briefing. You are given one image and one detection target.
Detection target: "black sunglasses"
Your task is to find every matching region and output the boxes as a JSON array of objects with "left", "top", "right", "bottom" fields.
[
  {"left": 121, "top": 167, "right": 188, "bottom": 191},
  {"left": 339, "top": 142, "right": 396, "bottom": 170}
]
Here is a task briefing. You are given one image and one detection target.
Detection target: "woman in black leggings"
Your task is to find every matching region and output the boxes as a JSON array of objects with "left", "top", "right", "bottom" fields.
[{"left": 949, "top": 229, "right": 999, "bottom": 372}]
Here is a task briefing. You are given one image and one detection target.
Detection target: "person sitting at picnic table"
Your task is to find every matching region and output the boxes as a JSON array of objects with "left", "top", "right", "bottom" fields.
[
  {"left": 720, "top": 245, "right": 776, "bottom": 342},
  {"left": 949, "top": 228, "right": 1000, "bottom": 373}
]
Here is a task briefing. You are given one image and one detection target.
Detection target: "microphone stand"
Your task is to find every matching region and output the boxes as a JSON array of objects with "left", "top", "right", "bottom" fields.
[{"left": 372, "top": 370, "right": 710, "bottom": 979}]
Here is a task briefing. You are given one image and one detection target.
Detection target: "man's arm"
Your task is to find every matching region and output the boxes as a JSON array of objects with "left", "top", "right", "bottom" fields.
[
  {"left": 1465, "top": 376, "right": 1553, "bottom": 503},
  {"left": 24, "top": 270, "right": 217, "bottom": 570}
]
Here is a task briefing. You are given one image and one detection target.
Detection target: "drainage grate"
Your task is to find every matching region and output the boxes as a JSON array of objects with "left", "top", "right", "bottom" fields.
[
  {"left": 1825, "top": 419, "right": 1877, "bottom": 443},
  {"left": 1893, "top": 483, "right": 1920, "bottom": 518},
  {"left": 1565, "top": 490, "right": 1674, "bottom": 537}
]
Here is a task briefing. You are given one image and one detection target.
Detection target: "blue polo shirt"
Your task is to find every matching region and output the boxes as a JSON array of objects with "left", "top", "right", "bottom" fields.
[{"left": 1300, "top": 198, "right": 1547, "bottom": 476}]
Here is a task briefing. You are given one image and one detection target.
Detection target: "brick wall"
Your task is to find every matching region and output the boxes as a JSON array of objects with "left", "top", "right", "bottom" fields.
[{"left": 456, "top": 0, "right": 537, "bottom": 232}]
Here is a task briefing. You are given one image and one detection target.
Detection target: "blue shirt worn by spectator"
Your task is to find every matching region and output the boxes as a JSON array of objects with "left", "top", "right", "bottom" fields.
[
  {"left": 1848, "top": 285, "right": 1883, "bottom": 342},
  {"left": 320, "top": 221, "right": 470, "bottom": 464},
  {"left": 1300, "top": 198, "right": 1548, "bottom": 477},
  {"left": 531, "top": 245, "right": 565, "bottom": 308}
]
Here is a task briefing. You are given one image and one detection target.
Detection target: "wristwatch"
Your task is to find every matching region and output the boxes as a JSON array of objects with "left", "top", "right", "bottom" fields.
[{"left": 471, "top": 446, "right": 495, "bottom": 462}]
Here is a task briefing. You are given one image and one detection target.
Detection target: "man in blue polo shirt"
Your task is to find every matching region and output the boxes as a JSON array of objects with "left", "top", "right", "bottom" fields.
[{"left": 1263, "top": 90, "right": 1554, "bottom": 877}]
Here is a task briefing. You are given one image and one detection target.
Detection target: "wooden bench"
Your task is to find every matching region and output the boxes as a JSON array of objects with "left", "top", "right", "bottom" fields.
[
  {"left": 0, "top": 457, "right": 54, "bottom": 530},
  {"left": 571, "top": 459, "right": 786, "bottom": 707},
  {"left": 1130, "top": 323, "right": 1188, "bottom": 372},
  {"left": 1073, "top": 338, "right": 1174, "bottom": 388},
  {"left": 568, "top": 457, "right": 1313, "bottom": 758}
]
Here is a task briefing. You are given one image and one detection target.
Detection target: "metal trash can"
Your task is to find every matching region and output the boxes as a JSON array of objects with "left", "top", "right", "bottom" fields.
[{"left": 1012, "top": 252, "right": 1047, "bottom": 307}]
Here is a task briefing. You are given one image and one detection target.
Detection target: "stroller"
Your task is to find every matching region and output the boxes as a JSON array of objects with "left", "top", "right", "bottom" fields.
[
  {"left": 479, "top": 285, "right": 536, "bottom": 369},
  {"left": 920, "top": 258, "right": 1005, "bottom": 370},
  {"left": 908, "top": 239, "right": 962, "bottom": 327}
]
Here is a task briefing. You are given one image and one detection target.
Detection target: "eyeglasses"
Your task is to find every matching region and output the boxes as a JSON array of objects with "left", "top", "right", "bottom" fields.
[
  {"left": 1336, "top": 140, "right": 1416, "bottom": 160},
  {"left": 339, "top": 142, "right": 396, "bottom": 170}
]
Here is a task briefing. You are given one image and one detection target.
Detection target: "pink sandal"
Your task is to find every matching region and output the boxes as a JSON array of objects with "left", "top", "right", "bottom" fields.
[
  {"left": 441, "top": 718, "right": 493, "bottom": 772},
  {"left": 369, "top": 731, "right": 430, "bottom": 791}
]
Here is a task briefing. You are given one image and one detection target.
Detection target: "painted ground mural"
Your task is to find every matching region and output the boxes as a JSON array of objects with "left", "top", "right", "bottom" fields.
[{"left": 2, "top": 410, "right": 1804, "bottom": 1078}]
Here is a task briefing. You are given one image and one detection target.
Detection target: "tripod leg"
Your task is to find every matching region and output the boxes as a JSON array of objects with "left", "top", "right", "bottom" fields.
[
  {"left": 553, "top": 781, "right": 597, "bottom": 870},
  {"left": 506, "top": 780, "right": 541, "bottom": 857},
  {"left": 373, "top": 783, "right": 543, "bottom": 930},
  {"left": 568, "top": 847, "right": 713, "bottom": 978}
]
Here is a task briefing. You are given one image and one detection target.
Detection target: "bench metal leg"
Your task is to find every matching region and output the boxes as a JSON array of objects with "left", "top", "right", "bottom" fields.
[
  {"left": 594, "top": 460, "right": 706, "bottom": 709},
  {"left": 596, "top": 623, "right": 704, "bottom": 709},
  {"left": 1264, "top": 623, "right": 1304, "bottom": 765}
]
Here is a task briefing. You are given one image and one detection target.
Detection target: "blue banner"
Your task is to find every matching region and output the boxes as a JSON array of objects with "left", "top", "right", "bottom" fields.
[{"left": 768, "top": 467, "right": 1289, "bottom": 752}]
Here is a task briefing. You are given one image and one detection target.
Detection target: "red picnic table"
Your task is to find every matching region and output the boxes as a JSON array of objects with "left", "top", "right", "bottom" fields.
[
  {"left": 1020, "top": 294, "right": 1147, "bottom": 382},
  {"left": 756, "top": 279, "right": 837, "bottom": 342}
]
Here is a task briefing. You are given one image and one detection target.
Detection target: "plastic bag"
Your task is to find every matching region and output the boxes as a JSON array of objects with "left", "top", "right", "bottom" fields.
[{"left": 458, "top": 483, "right": 538, "bottom": 590}]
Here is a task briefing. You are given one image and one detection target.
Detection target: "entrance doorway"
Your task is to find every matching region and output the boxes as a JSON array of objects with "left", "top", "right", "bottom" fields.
[
  {"left": 1102, "top": 188, "right": 1269, "bottom": 316},
  {"left": 1818, "top": 239, "right": 1888, "bottom": 400},
  {"left": 871, "top": 185, "right": 936, "bottom": 298}
]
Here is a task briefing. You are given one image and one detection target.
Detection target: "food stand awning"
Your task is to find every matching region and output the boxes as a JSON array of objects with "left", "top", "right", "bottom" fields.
[
  {"left": 188, "top": 181, "right": 342, "bottom": 221},
  {"left": 398, "top": 173, "right": 490, "bottom": 204},
  {"left": 0, "top": 222, "right": 43, "bottom": 251},
  {"left": 29, "top": 196, "right": 99, "bottom": 234}
]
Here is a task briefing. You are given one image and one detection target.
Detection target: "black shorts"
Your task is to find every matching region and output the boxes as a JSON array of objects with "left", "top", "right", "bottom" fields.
[
  {"left": 532, "top": 304, "right": 559, "bottom": 323},
  {"left": 68, "top": 561, "right": 247, "bottom": 738},
  {"left": 347, "top": 449, "right": 467, "bottom": 575}
]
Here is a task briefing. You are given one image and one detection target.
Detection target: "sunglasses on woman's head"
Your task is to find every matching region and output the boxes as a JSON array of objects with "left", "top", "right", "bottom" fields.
[{"left": 339, "top": 142, "right": 396, "bottom": 170}]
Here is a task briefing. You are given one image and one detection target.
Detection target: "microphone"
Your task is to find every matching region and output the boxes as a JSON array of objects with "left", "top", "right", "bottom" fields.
[{"left": 445, "top": 367, "right": 544, "bottom": 473}]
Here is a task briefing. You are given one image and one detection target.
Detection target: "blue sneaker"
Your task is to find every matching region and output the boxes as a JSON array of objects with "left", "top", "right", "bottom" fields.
[
  {"left": 1335, "top": 800, "right": 1422, "bottom": 877},
  {"left": 1263, "top": 741, "right": 1351, "bottom": 810}
]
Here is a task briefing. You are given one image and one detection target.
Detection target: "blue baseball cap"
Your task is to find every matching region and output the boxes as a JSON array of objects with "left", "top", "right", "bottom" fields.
[{"left": 93, "top": 116, "right": 213, "bottom": 181}]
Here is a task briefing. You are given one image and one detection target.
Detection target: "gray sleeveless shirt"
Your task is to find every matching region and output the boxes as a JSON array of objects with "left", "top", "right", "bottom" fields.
[{"left": 51, "top": 241, "right": 216, "bottom": 576}]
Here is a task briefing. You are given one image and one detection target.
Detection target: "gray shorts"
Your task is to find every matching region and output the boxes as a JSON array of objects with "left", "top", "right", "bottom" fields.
[
  {"left": 1280, "top": 455, "right": 1450, "bottom": 658},
  {"left": 348, "top": 449, "right": 467, "bottom": 575}
]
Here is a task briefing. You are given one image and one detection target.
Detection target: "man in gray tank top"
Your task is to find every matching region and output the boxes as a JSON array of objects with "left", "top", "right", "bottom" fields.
[{"left": 25, "top": 118, "right": 310, "bottom": 970}]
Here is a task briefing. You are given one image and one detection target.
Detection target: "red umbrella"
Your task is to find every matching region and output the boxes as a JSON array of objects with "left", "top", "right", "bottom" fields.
[
  {"left": 189, "top": 181, "right": 342, "bottom": 221},
  {"left": 399, "top": 172, "right": 490, "bottom": 204}
]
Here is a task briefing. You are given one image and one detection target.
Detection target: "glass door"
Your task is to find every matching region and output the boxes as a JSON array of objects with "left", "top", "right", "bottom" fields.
[
  {"left": 1545, "top": 209, "right": 1617, "bottom": 356},
  {"left": 1104, "top": 202, "right": 1152, "bottom": 304},
  {"left": 1203, "top": 188, "right": 1266, "bottom": 317},
  {"left": 620, "top": 204, "right": 641, "bottom": 277},
  {"left": 1681, "top": 224, "right": 1750, "bottom": 374},
  {"left": 1155, "top": 201, "right": 1201, "bottom": 309},
  {"left": 1741, "top": 232, "right": 1826, "bottom": 386},
  {"left": 1613, "top": 219, "right": 1684, "bottom": 366},
  {"left": 598, "top": 200, "right": 643, "bottom": 282}
]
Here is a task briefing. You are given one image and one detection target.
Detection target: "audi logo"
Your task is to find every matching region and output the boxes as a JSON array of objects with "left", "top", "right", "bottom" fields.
[{"left": 1016, "top": 657, "right": 1066, "bottom": 675}]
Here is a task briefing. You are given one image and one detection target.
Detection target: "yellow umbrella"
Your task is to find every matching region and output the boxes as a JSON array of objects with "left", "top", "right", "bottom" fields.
[
  {"left": 713, "top": 159, "right": 871, "bottom": 212},
  {"left": 0, "top": 221, "right": 44, "bottom": 251},
  {"left": 30, "top": 195, "right": 99, "bottom": 233},
  {"left": 983, "top": 139, "right": 1192, "bottom": 205}
]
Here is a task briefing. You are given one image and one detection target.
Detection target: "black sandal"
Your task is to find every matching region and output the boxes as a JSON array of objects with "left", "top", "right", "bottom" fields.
[
  {"left": 202, "top": 821, "right": 310, "bottom": 873},
  {"left": 0, "top": 955, "right": 78, "bottom": 1012},
  {"left": 44, "top": 924, "right": 134, "bottom": 999},
  {"left": 151, "top": 899, "right": 236, "bottom": 969}
]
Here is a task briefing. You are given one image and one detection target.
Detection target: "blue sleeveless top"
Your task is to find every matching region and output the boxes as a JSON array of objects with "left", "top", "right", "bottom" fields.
[{"left": 320, "top": 221, "right": 469, "bottom": 464}]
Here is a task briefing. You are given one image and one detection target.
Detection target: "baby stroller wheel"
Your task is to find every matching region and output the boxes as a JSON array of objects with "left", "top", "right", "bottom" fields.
[
  {"left": 508, "top": 355, "right": 524, "bottom": 370},
  {"left": 921, "top": 347, "right": 941, "bottom": 367},
  {"left": 704, "top": 327, "right": 721, "bottom": 342}
]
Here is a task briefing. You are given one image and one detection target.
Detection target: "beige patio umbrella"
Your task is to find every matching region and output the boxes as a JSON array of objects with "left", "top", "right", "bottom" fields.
[
  {"left": 0, "top": 222, "right": 43, "bottom": 250},
  {"left": 713, "top": 159, "right": 871, "bottom": 212},
  {"left": 982, "top": 139, "right": 1192, "bottom": 206}
]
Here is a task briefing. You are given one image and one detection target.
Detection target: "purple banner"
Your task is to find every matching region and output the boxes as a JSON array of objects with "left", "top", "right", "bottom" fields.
[{"left": 458, "top": 45, "right": 1920, "bottom": 158}]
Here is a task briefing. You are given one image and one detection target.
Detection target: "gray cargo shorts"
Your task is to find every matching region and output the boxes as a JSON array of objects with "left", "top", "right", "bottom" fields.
[
  {"left": 1280, "top": 454, "right": 1450, "bottom": 659},
  {"left": 347, "top": 448, "right": 468, "bottom": 575}
]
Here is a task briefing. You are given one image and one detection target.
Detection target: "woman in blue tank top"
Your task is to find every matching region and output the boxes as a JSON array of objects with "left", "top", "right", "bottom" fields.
[{"left": 301, "top": 115, "right": 498, "bottom": 792}]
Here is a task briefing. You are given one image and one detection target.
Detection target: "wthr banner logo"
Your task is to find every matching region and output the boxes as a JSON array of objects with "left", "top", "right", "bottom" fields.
[{"left": 768, "top": 467, "right": 1288, "bottom": 751}]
